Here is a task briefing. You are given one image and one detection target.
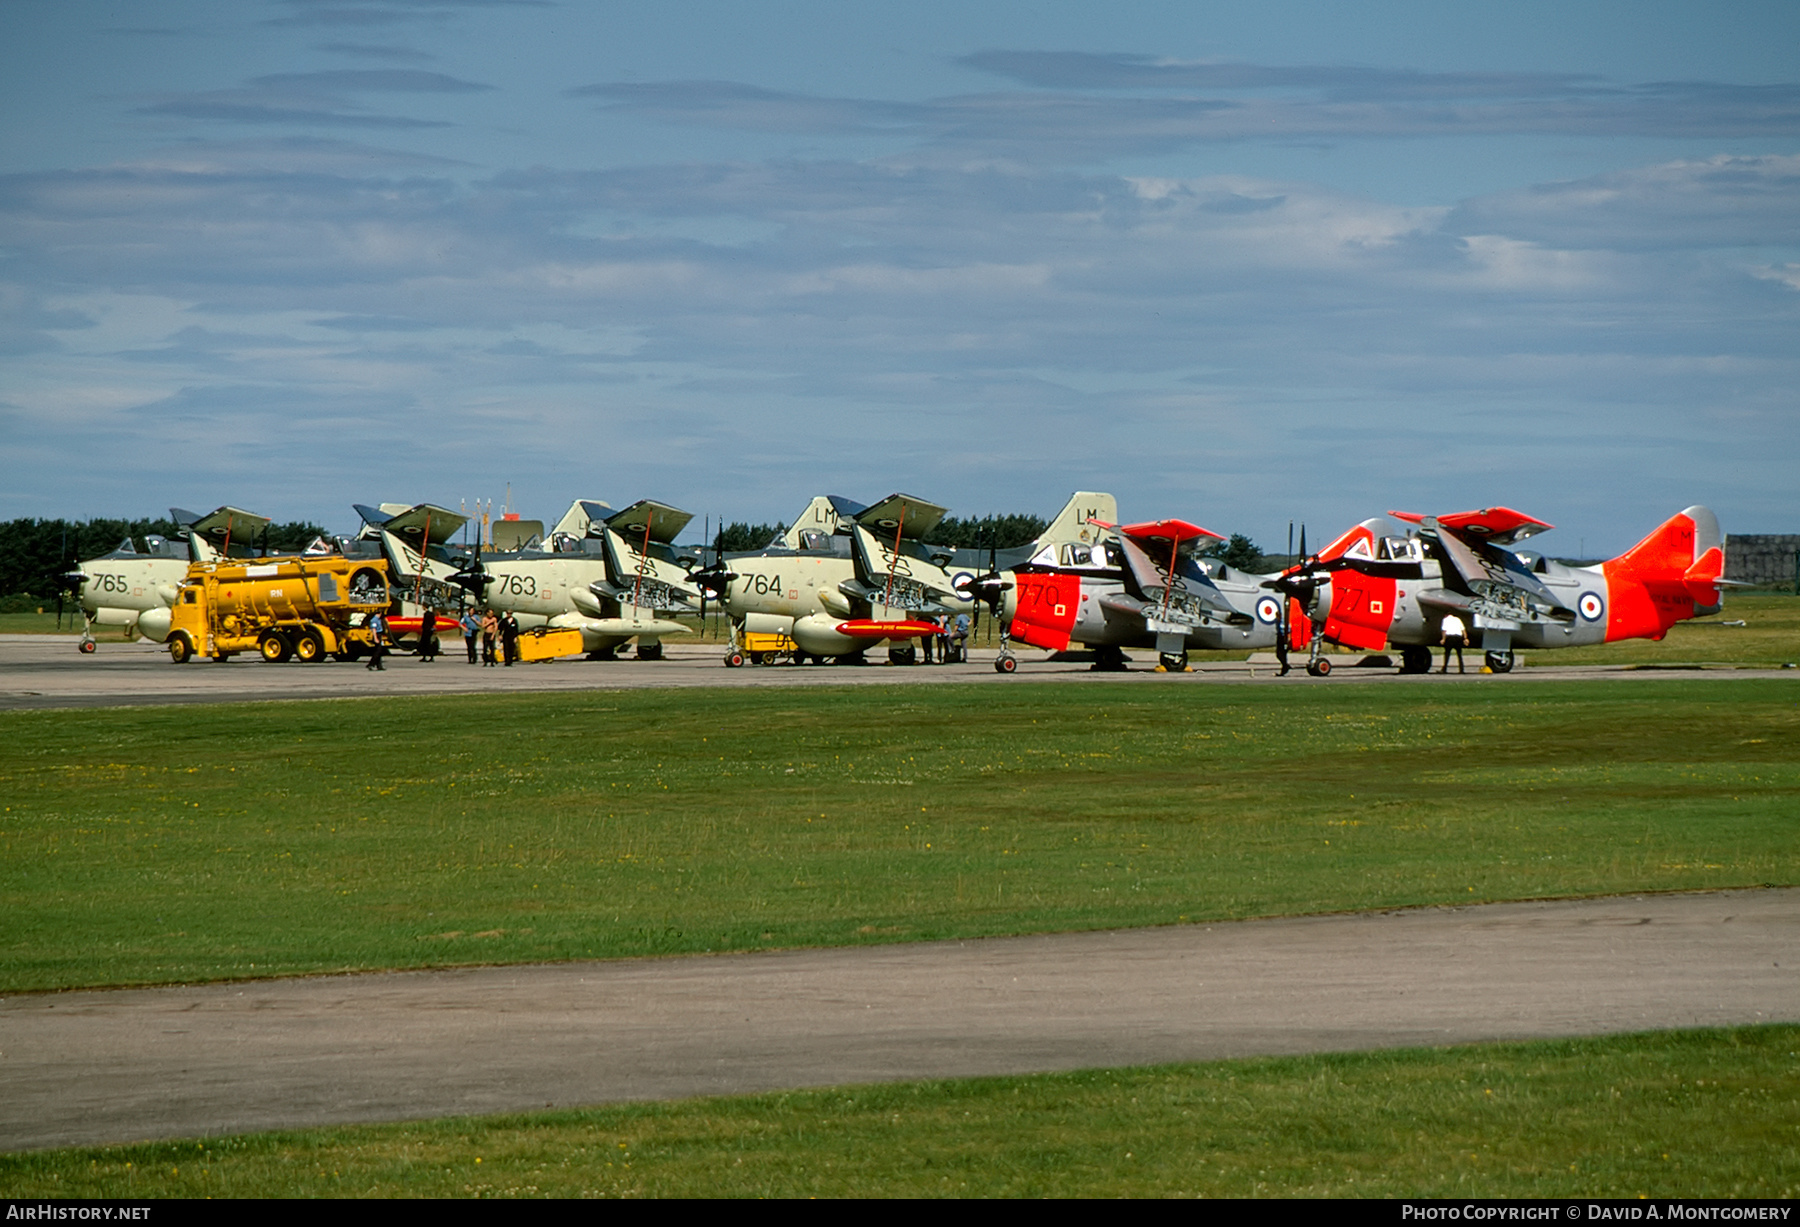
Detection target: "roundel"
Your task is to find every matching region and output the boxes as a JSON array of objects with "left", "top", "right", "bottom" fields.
[
  {"left": 1255, "top": 596, "right": 1282, "bottom": 624},
  {"left": 951, "top": 571, "right": 975, "bottom": 597},
  {"left": 1578, "top": 591, "right": 1605, "bottom": 622}
]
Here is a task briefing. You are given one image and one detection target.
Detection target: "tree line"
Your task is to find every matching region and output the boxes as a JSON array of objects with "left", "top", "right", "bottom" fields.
[{"left": 0, "top": 517, "right": 327, "bottom": 601}]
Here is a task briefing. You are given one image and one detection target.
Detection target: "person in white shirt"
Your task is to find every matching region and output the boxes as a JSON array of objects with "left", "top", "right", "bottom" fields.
[{"left": 1441, "top": 613, "right": 1467, "bottom": 674}]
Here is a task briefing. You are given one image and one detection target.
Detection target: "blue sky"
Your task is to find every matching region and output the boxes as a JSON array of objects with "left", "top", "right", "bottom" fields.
[{"left": 2, "top": 0, "right": 1796, "bottom": 554}]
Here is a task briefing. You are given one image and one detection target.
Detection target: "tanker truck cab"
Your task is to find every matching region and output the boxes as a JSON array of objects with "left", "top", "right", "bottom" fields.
[{"left": 166, "top": 557, "right": 392, "bottom": 663}]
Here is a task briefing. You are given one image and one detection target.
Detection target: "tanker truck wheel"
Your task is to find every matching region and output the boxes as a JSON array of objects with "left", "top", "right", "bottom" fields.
[
  {"left": 259, "top": 631, "right": 292, "bottom": 663},
  {"left": 724, "top": 650, "right": 745, "bottom": 668},
  {"left": 168, "top": 635, "right": 194, "bottom": 664},
  {"left": 294, "top": 630, "right": 326, "bottom": 663}
]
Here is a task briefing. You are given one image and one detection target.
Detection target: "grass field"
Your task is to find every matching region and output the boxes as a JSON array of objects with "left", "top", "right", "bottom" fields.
[
  {"left": 3, "top": 678, "right": 1795, "bottom": 992},
  {"left": 3, "top": 1025, "right": 1794, "bottom": 1198}
]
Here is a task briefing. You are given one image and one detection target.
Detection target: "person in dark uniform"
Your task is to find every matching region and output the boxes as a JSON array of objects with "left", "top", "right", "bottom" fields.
[
  {"left": 365, "top": 610, "right": 389, "bottom": 671},
  {"left": 500, "top": 611, "right": 520, "bottom": 666},
  {"left": 419, "top": 608, "right": 437, "bottom": 661}
]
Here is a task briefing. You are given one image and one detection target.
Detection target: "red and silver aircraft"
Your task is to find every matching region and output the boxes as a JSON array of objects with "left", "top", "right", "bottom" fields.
[
  {"left": 987, "top": 513, "right": 1282, "bottom": 673},
  {"left": 1269, "top": 505, "right": 1725, "bottom": 675}
]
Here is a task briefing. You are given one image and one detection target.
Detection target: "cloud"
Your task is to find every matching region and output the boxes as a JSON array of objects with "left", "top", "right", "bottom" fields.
[
  {"left": 574, "top": 64, "right": 1800, "bottom": 162},
  {"left": 316, "top": 41, "right": 436, "bottom": 61},
  {"left": 137, "top": 86, "right": 453, "bottom": 129},
  {"left": 960, "top": 51, "right": 1607, "bottom": 101},
  {"left": 251, "top": 69, "right": 491, "bottom": 93},
  {"left": 3, "top": 137, "right": 1793, "bottom": 538},
  {"left": 570, "top": 82, "right": 924, "bottom": 136},
  {"left": 269, "top": 0, "right": 548, "bottom": 28},
  {"left": 1448, "top": 154, "right": 1800, "bottom": 251}
]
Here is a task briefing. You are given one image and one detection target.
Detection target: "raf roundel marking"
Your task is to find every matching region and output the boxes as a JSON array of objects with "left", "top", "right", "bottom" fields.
[
  {"left": 1255, "top": 596, "right": 1281, "bottom": 624},
  {"left": 952, "top": 571, "right": 975, "bottom": 596},
  {"left": 1578, "top": 591, "right": 1605, "bottom": 622}
]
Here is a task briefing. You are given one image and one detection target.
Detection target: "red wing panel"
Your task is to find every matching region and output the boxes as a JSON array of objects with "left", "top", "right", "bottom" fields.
[
  {"left": 1390, "top": 507, "right": 1553, "bottom": 545},
  {"left": 1321, "top": 570, "right": 1397, "bottom": 651},
  {"left": 1601, "top": 511, "right": 1702, "bottom": 642},
  {"left": 1119, "top": 519, "right": 1223, "bottom": 546},
  {"left": 1009, "top": 572, "right": 1081, "bottom": 652}
]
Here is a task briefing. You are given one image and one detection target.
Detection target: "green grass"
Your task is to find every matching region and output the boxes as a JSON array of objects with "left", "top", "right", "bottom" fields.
[
  {"left": 3, "top": 680, "right": 1796, "bottom": 992},
  {"left": 4, "top": 1025, "right": 1795, "bottom": 1198}
]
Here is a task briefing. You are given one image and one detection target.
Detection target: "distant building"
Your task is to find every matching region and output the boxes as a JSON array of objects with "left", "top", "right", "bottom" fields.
[{"left": 1725, "top": 535, "right": 1800, "bottom": 588}]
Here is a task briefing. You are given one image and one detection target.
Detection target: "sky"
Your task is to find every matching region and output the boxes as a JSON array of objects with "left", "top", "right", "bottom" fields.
[{"left": 2, "top": 0, "right": 1796, "bottom": 555}]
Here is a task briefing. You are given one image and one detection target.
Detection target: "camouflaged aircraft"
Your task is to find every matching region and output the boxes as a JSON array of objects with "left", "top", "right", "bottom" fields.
[
  {"left": 61, "top": 506, "right": 272, "bottom": 652},
  {"left": 1267, "top": 505, "right": 1726, "bottom": 675},
  {"left": 371, "top": 498, "right": 705, "bottom": 659},
  {"left": 989, "top": 503, "right": 1285, "bottom": 674}
]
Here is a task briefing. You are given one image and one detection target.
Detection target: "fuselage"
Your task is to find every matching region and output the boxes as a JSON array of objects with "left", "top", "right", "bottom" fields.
[{"left": 1002, "top": 540, "right": 1280, "bottom": 654}]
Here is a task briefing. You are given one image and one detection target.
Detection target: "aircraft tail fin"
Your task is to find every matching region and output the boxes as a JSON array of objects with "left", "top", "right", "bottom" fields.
[
  {"left": 1028, "top": 492, "right": 1117, "bottom": 552},
  {"left": 1607, "top": 505, "right": 1724, "bottom": 616}
]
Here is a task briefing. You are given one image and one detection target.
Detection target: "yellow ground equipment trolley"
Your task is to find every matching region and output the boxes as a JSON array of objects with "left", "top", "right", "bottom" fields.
[
  {"left": 166, "top": 556, "right": 392, "bottom": 663},
  {"left": 513, "top": 626, "right": 586, "bottom": 663}
]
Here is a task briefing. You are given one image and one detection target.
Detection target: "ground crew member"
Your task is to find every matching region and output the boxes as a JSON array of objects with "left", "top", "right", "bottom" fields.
[
  {"left": 951, "top": 612, "right": 970, "bottom": 663},
  {"left": 1441, "top": 612, "right": 1467, "bottom": 674},
  {"left": 461, "top": 609, "right": 480, "bottom": 663},
  {"left": 500, "top": 611, "right": 520, "bottom": 666},
  {"left": 365, "top": 610, "right": 389, "bottom": 671},
  {"left": 419, "top": 608, "right": 437, "bottom": 661},
  {"left": 481, "top": 609, "right": 498, "bottom": 666}
]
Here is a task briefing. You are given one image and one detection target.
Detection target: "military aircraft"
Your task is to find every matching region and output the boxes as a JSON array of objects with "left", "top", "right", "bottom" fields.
[
  {"left": 988, "top": 506, "right": 1283, "bottom": 674},
  {"left": 60, "top": 506, "right": 271, "bottom": 652},
  {"left": 697, "top": 493, "right": 970, "bottom": 665},
  {"left": 703, "top": 491, "right": 1119, "bottom": 667},
  {"left": 373, "top": 498, "right": 705, "bottom": 658},
  {"left": 1267, "top": 505, "right": 1725, "bottom": 675}
]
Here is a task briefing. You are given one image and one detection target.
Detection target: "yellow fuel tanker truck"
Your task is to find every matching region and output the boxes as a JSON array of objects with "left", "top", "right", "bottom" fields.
[{"left": 163, "top": 556, "right": 392, "bottom": 663}]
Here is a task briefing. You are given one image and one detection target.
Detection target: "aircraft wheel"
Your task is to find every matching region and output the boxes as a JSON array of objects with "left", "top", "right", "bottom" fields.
[
  {"left": 724, "top": 650, "right": 745, "bottom": 668},
  {"left": 1158, "top": 651, "right": 1189, "bottom": 672},
  {"left": 259, "top": 631, "right": 292, "bottom": 663},
  {"left": 78, "top": 639, "right": 97, "bottom": 654},
  {"left": 1485, "top": 650, "right": 1514, "bottom": 674},
  {"left": 1307, "top": 659, "right": 1332, "bottom": 677},
  {"left": 294, "top": 630, "right": 326, "bottom": 663},
  {"left": 995, "top": 654, "right": 1018, "bottom": 674},
  {"left": 1400, "top": 646, "right": 1434, "bottom": 674},
  {"left": 168, "top": 635, "right": 194, "bottom": 664},
  {"left": 1092, "top": 646, "right": 1129, "bottom": 672},
  {"left": 636, "top": 643, "right": 663, "bottom": 661},
  {"left": 888, "top": 646, "right": 917, "bottom": 666}
]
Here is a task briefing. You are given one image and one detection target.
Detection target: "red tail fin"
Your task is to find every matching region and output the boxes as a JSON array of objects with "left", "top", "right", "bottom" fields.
[{"left": 1601, "top": 506, "right": 1722, "bottom": 641}]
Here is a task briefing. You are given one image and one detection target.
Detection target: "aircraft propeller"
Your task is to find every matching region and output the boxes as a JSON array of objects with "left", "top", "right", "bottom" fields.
[
  {"left": 445, "top": 542, "right": 495, "bottom": 605},
  {"left": 689, "top": 527, "right": 739, "bottom": 601}
]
